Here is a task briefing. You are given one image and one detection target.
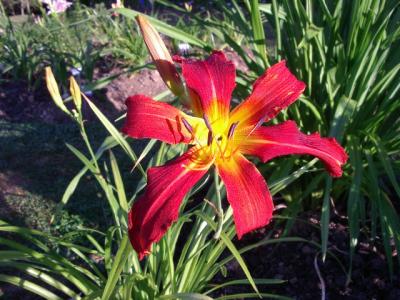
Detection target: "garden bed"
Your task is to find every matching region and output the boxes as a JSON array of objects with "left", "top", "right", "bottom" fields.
[
  {"left": 1, "top": 1, "right": 399, "bottom": 299},
  {"left": 1, "top": 65, "right": 399, "bottom": 299}
]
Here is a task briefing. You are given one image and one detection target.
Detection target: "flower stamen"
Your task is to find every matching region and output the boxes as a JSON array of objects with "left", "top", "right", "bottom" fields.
[
  {"left": 181, "top": 117, "right": 193, "bottom": 134},
  {"left": 207, "top": 131, "right": 213, "bottom": 146},
  {"left": 203, "top": 113, "right": 213, "bottom": 133},
  {"left": 181, "top": 117, "right": 203, "bottom": 146},
  {"left": 228, "top": 122, "right": 239, "bottom": 139},
  {"left": 247, "top": 116, "right": 266, "bottom": 137},
  {"left": 215, "top": 138, "right": 226, "bottom": 160}
]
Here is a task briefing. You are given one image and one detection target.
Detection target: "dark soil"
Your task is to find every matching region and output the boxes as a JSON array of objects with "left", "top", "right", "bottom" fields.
[
  {"left": 217, "top": 210, "right": 400, "bottom": 299},
  {"left": 0, "top": 67, "right": 167, "bottom": 124}
]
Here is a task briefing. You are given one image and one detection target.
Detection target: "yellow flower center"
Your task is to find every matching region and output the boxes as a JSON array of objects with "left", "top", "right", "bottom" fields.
[
  {"left": 198, "top": 116, "right": 238, "bottom": 163},
  {"left": 181, "top": 114, "right": 241, "bottom": 170}
]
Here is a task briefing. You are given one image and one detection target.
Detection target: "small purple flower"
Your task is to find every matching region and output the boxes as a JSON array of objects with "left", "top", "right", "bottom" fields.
[
  {"left": 41, "top": 0, "right": 72, "bottom": 15},
  {"left": 70, "top": 66, "right": 82, "bottom": 77}
]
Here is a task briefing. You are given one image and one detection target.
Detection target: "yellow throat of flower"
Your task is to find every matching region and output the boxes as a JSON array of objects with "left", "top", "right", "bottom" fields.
[{"left": 183, "top": 114, "right": 240, "bottom": 168}]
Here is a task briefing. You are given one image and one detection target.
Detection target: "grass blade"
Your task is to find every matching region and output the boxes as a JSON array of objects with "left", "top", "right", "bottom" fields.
[
  {"left": 101, "top": 234, "right": 131, "bottom": 300},
  {"left": 117, "top": 8, "right": 210, "bottom": 49},
  {"left": 84, "top": 95, "right": 146, "bottom": 177},
  {"left": 321, "top": 176, "right": 332, "bottom": 262},
  {"left": 249, "top": 0, "right": 268, "bottom": 67},
  {"left": 195, "top": 211, "right": 260, "bottom": 296},
  {"left": 0, "top": 274, "right": 62, "bottom": 300}
]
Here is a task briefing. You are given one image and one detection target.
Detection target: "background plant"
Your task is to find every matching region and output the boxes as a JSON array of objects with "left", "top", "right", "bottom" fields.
[
  {"left": 116, "top": 0, "right": 400, "bottom": 279},
  {"left": 0, "top": 2, "right": 147, "bottom": 90}
]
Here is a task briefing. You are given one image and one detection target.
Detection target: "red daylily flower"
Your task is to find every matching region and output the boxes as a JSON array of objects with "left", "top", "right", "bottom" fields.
[{"left": 122, "top": 51, "right": 348, "bottom": 259}]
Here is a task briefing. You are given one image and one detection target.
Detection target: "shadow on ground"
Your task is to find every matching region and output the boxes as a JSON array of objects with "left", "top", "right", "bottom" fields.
[{"left": 0, "top": 119, "right": 149, "bottom": 232}]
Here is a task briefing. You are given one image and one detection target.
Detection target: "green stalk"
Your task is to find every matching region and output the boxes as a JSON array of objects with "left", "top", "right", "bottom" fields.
[
  {"left": 272, "top": 0, "right": 282, "bottom": 60},
  {"left": 213, "top": 167, "right": 224, "bottom": 240},
  {"left": 78, "top": 116, "right": 100, "bottom": 171},
  {"left": 101, "top": 234, "right": 131, "bottom": 300},
  {"left": 156, "top": 142, "right": 167, "bottom": 166},
  {"left": 76, "top": 115, "right": 124, "bottom": 239}
]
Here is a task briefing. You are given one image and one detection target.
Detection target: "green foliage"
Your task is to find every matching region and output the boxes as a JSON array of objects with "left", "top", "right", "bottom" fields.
[
  {"left": 94, "top": 10, "right": 148, "bottom": 66},
  {"left": 0, "top": 20, "right": 42, "bottom": 85},
  {"left": 1, "top": 0, "right": 399, "bottom": 297},
  {"left": 0, "top": 3, "right": 148, "bottom": 88},
  {"left": 151, "top": 0, "right": 400, "bottom": 277},
  {"left": 52, "top": 210, "right": 86, "bottom": 237},
  {"left": 264, "top": 0, "right": 400, "bottom": 275}
]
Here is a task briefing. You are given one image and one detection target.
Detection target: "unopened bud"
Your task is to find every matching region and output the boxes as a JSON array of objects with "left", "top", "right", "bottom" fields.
[
  {"left": 136, "top": 15, "right": 185, "bottom": 100},
  {"left": 184, "top": 2, "right": 193, "bottom": 12},
  {"left": 69, "top": 76, "right": 82, "bottom": 111},
  {"left": 45, "top": 67, "right": 70, "bottom": 116}
]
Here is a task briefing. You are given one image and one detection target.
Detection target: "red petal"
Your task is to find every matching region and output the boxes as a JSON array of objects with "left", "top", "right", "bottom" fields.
[
  {"left": 217, "top": 154, "right": 274, "bottom": 239},
  {"left": 182, "top": 51, "right": 236, "bottom": 122},
  {"left": 128, "top": 147, "right": 211, "bottom": 259},
  {"left": 230, "top": 61, "right": 306, "bottom": 129},
  {"left": 239, "top": 121, "right": 348, "bottom": 177},
  {"left": 122, "top": 95, "right": 206, "bottom": 144}
]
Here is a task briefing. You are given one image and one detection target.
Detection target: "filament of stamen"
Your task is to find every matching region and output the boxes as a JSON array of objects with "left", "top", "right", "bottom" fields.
[
  {"left": 182, "top": 152, "right": 215, "bottom": 171},
  {"left": 182, "top": 163, "right": 213, "bottom": 171},
  {"left": 247, "top": 116, "right": 266, "bottom": 137},
  {"left": 230, "top": 117, "right": 266, "bottom": 157},
  {"left": 181, "top": 117, "right": 193, "bottom": 133},
  {"left": 203, "top": 113, "right": 213, "bottom": 133},
  {"left": 215, "top": 139, "right": 225, "bottom": 160},
  {"left": 181, "top": 117, "right": 203, "bottom": 146}
]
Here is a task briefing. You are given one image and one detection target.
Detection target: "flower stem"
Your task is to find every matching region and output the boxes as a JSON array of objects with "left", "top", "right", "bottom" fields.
[
  {"left": 79, "top": 118, "right": 99, "bottom": 170},
  {"left": 213, "top": 167, "right": 224, "bottom": 239},
  {"left": 156, "top": 142, "right": 166, "bottom": 165}
]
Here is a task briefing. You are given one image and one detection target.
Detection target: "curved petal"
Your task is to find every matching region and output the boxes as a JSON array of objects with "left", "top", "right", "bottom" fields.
[
  {"left": 217, "top": 154, "right": 274, "bottom": 239},
  {"left": 230, "top": 61, "right": 306, "bottom": 131},
  {"left": 122, "top": 95, "right": 207, "bottom": 145},
  {"left": 239, "top": 120, "right": 348, "bottom": 177},
  {"left": 182, "top": 51, "right": 236, "bottom": 123},
  {"left": 128, "top": 147, "right": 212, "bottom": 259}
]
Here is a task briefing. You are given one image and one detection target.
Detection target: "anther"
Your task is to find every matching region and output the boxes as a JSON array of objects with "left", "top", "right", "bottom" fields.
[
  {"left": 181, "top": 117, "right": 193, "bottom": 134},
  {"left": 227, "top": 122, "right": 239, "bottom": 139},
  {"left": 207, "top": 131, "right": 213, "bottom": 146},
  {"left": 203, "top": 113, "right": 213, "bottom": 133},
  {"left": 255, "top": 116, "right": 266, "bottom": 129},
  {"left": 247, "top": 116, "right": 266, "bottom": 137}
]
